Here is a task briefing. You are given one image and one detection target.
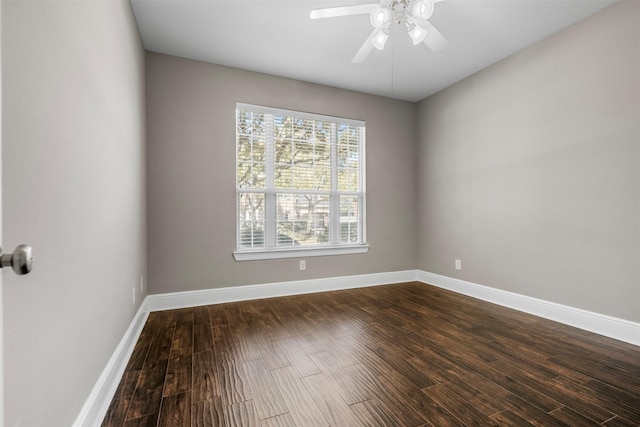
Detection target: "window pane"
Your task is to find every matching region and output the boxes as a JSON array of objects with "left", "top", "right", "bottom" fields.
[
  {"left": 237, "top": 162, "right": 250, "bottom": 188},
  {"left": 276, "top": 194, "right": 330, "bottom": 246},
  {"left": 293, "top": 118, "right": 313, "bottom": 141},
  {"left": 292, "top": 166, "right": 312, "bottom": 190},
  {"left": 238, "top": 123, "right": 266, "bottom": 189},
  {"left": 236, "top": 104, "right": 365, "bottom": 253},
  {"left": 338, "top": 124, "right": 360, "bottom": 146},
  {"left": 252, "top": 113, "right": 266, "bottom": 137},
  {"left": 238, "top": 193, "right": 265, "bottom": 248},
  {"left": 340, "top": 196, "right": 360, "bottom": 243},
  {"left": 337, "top": 144, "right": 349, "bottom": 166},
  {"left": 237, "top": 110, "right": 266, "bottom": 137},
  {"left": 237, "top": 110, "right": 252, "bottom": 134},
  {"left": 252, "top": 138, "right": 265, "bottom": 162},
  {"left": 238, "top": 162, "right": 265, "bottom": 189},
  {"left": 274, "top": 114, "right": 291, "bottom": 139},
  {"left": 293, "top": 141, "right": 314, "bottom": 165},
  {"left": 314, "top": 142, "right": 330, "bottom": 167},
  {"left": 275, "top": 139, "right": 293, "bottom": 164},
  {"left": 338, "top": 167, "right": 358, "bottom": 191},
  {"left": 275, "top": 194, "right": 297, "bottom": 247},
  {"left": 314, "top": 167, "right": 331, "bottom": 191},
  {"left": 237, "top": 135, "right": 251, "bottom": 162},
  {"left": 275, "top": 166, "right": 292, "bottom": 188},
  {"left": 315, "top": 121, "right": 331, "bottom": 143}
]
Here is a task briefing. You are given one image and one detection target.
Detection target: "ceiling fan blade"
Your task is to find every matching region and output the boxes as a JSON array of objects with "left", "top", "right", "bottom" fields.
[
  {"left": 310, "top": 3, "right": 377, "bottom": 19},
  {"left": 351, "top": 29, "right": 378, "bottom": 63},
  {"left": 414, "top": 18, "right": 448, "bottom": 52}
]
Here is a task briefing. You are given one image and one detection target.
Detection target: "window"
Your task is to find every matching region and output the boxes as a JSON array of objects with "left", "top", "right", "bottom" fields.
[{"left": 234, "top": 103, "right": 368, "bottom": 261}]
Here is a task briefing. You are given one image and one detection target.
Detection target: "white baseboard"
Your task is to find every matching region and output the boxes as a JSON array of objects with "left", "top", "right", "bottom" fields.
[
  {"left": 418, "top": 270, "right": 640, "bottom": 347},
  {"left": 73, "top": 299, "right": 149, "bottom": 427},
  {"left": 146, "top": 270, "right": 419, "bottom": 312}
]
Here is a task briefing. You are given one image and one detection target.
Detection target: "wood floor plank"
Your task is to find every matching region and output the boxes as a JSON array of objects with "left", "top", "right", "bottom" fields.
[
  {"left": 224, "top": 400, "right": 261, "bottom": 427},
  {"left": 193, "top": 323, "right": 214, "bottom": 353},
  {"left": 474, "top": 362, "right": 564, "bottom": 413},
  {"left": 489, "top": 409, "right": 535, "bottom": 426},
  {"left": 143, "top": 325, "right": 174, "bottom": 371},
  {"left": 208, "top": 304, "right": 228, "bottom": 328},
  {"left": 125, "top": 324, "right": 155, "bottom": 372},
  {"left": 383, "top": 383, "right": 463, "bottom": 427},
  {"left": 194, "top": 306, "right": 211, "bottom": 325},
  {"left": 569, "top": 378, "right": 640, "bottom": 422},
  {"left": 549, "top": 406, "right": 601, "bottom": 426},
  {"left": 274, "top": 337, "right": 320, "bottom": 378},
  {"left": 122, "top": 414, "right": 159, "bottom": 427},
  {"left": 234, "top": 327, "right": 263, "bottom": 362},
  {"left": 192, "top": 397, "right": 225, "bottom": 427},
  {"left": 603, "top": 415, "right": 640, "bottom": 427},
  {"left": 103, "top": 282, "right": 640, "bottom": 427},
  {"left": 543, "top": 376, "right": 617, "bottom": 423},
  {"left": 498, "top": 393, "right": 571, "bottom": 427},
  {"left": 126, "top": 359, "right": 168, "bottom": 420},
  {"left": 101, "top": 371, "right": 140, "bottom": 427},
  {"left": 260, "top": 413, "right": 296, "bottom": 427},
  {"left": 170, "top": 321, "right": 193, "bottom": 359},
  {"left": 340, "top": 364, "right": 415, "bottom": 426},
  {"left": 164, "top": 355, "right": 191, "bottom": 397},
  {"left": 367, "top": 338, "right": 439, "bottom": 389},
  {"left": 308, "top": 351, "right": 371, "bottom": 405},
  {"left": 422, "top": 383, "right": 496, "bottom": 426},
  {"left": 301, "top": 373, "right": 363, "bottom": 427},
  {"left": 158, "top": 392, "right": 190, "bottom": 427},
  {"left": 270, "top": 366, "right": 328, "bottom": 427},
  {"left": 212, "top": 323, "right": 234, "bottom": 354},
  {"left": 243, "top": 358, "right": 288, "bottom": 420},
  {"left": 349, "top": 399, "right": 401, "bottom": 427},
  {"left": 216, "top": 348, "right": 252, "bottom": 406},
  {"left": 253, "top": 332, "right": 290, "bottom": 370},
  {"left": 192, "top": 350, "right": 220, "bottom": 402}
]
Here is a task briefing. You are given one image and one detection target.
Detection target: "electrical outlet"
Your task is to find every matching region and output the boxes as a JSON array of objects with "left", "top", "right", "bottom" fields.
[
  {"left": 132, "top": 287, "right": 136, "bottom": 305},
  {"left": 455, "top": 259, "right": 462, "bottom": 271},
  {"left": 299, "top": 260, "right": 306, "bottom": 271}
]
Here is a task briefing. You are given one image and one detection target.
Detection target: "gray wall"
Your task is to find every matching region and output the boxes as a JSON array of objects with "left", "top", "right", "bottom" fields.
[
  {"left": 146, "top": 53, "right": 417, "bottom": 294},
  {"left": 2, "top": 1, "right": 146, "bottom": 425},
  {"left": 416, "top": 1, "right": 640, "bottom": 323}
]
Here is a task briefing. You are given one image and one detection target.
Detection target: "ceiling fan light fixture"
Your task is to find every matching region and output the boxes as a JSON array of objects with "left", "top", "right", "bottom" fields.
[
  {"left": 371, "top": 28, "right": 390, "bottom": 50},
  {"left": 370, "top": 6, "right": 391, "bottom": 28},
  {"left": 408, "top": 23, "right": 428, "bottom": 45},
  {"left": 413, "top": 0, "right": 435, "bottom": 20},
  {"left": 309, "top": 0, "right": 448, "bottom": 63}
]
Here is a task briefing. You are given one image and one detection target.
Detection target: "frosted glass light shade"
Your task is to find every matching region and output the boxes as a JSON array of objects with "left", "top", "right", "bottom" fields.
[
  {"left": 371, "top": 29, "right": 389, "bottom": 50},
  {"left": 413, "top": 0, "right": 435, "bottom": 20},
  {"left": 370, "top": 7, "right": 391, "bottom": 28},
  {"left": 408, "top": 24, "right": 428, "bottom": 45}
]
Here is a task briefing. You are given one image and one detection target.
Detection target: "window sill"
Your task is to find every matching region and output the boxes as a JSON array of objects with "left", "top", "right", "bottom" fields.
[{"left": 233, "top": 245, "right": 370, "bottom": 261}]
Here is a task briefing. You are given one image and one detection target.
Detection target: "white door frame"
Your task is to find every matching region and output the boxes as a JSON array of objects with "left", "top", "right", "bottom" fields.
[{"left": 0, "top": 0, "right": 5, "bottom": 423}]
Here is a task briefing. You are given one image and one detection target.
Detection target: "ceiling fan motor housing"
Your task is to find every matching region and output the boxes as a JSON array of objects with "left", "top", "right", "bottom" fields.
[{"left": 377, "top": 0, "right": 435, "bottom": 26}]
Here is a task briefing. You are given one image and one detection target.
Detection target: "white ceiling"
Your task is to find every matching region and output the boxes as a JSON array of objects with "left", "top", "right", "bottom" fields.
[{"left": 130, "top": 0, "right": 616, "bottom": 102}]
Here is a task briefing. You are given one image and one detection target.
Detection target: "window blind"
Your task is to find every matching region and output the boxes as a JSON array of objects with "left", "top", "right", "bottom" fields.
[{"left": 236, "top": 103, "right": 366, "bottom": 255}]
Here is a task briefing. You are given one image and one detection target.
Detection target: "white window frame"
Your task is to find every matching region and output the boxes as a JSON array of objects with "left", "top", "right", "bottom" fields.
[{"left": 234, "top": 103, "right": 368, "bottom": 261}]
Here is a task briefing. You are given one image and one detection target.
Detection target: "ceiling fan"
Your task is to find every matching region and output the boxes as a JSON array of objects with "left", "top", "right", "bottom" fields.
[{"left": 310, "top": 0, "right": 448, "bottom": 63}]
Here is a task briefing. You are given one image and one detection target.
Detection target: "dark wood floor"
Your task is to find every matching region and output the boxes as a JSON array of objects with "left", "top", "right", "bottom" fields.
[{"left": 101, "top": 282, "right": 640, "bottom": 427}]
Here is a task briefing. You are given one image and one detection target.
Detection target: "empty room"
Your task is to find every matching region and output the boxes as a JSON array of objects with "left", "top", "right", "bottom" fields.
[{"left": 1, "top": 0, "right": 639, "bottom": 426}]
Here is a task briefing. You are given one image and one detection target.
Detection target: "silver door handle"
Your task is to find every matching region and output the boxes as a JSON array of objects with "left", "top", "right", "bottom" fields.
[{"left": 1, "top": 245, "right": 34, "bottom": 275}]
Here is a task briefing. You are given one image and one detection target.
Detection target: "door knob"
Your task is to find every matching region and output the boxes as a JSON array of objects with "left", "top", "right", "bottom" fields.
[{"left": 1, "top": 245, "right": 34, "bottom": 275}]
